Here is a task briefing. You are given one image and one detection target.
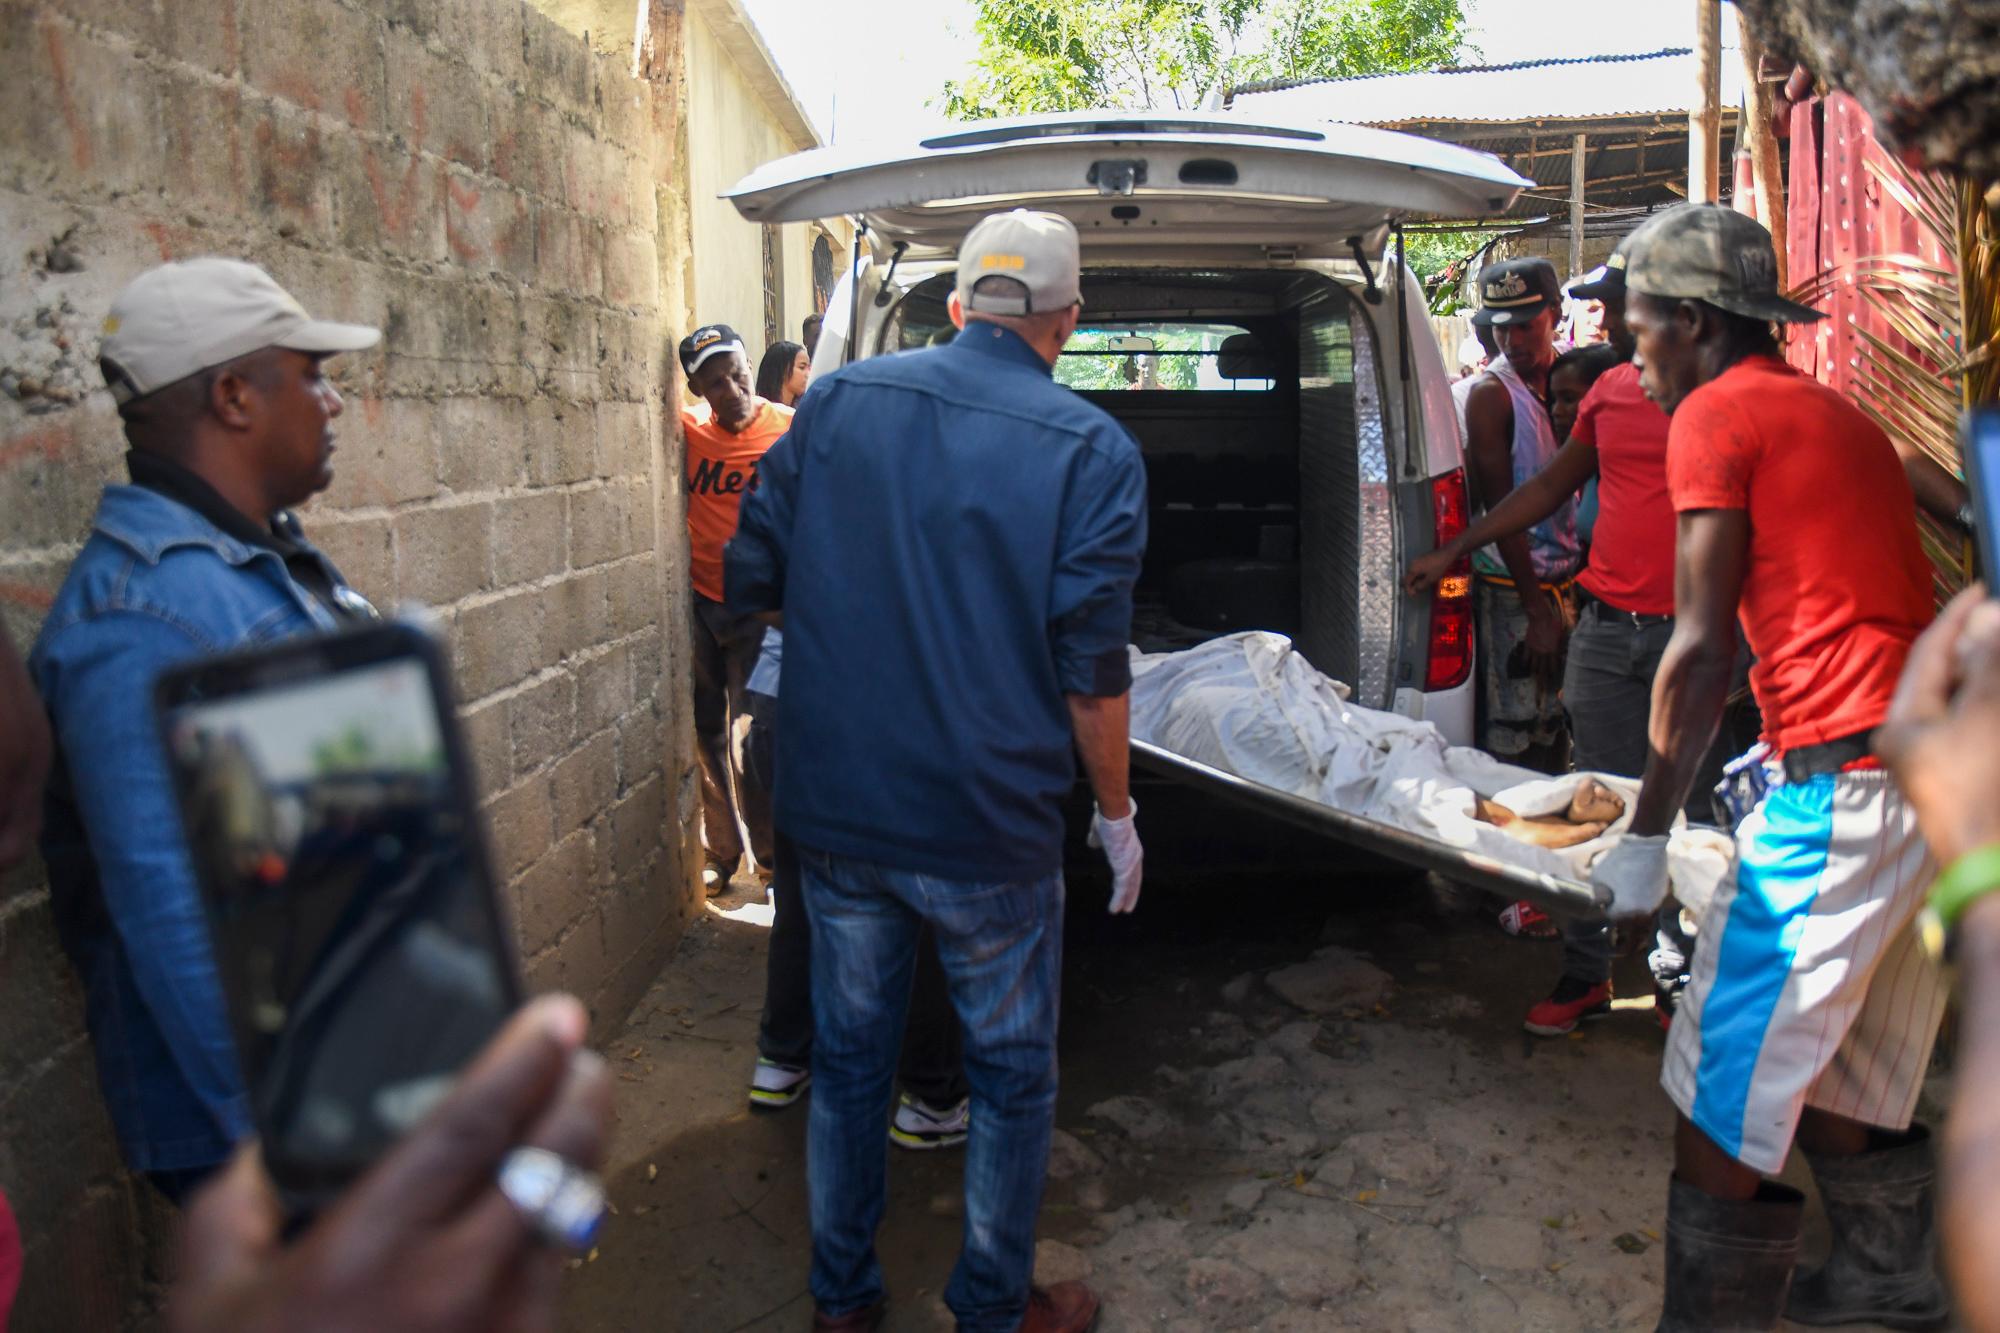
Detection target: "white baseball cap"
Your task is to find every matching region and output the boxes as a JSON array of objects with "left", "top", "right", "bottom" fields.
[
  {"left": 956, "top": 210, "right": 1082, "bottom": 317},
  {"left": 99, "top": 257, "right": 380, "bottom": 404}
]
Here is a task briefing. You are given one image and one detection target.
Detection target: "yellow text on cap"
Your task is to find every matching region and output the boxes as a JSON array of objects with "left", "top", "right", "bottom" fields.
[{"left": 979, "top": 254, "right": 1027, "bottom": 271}]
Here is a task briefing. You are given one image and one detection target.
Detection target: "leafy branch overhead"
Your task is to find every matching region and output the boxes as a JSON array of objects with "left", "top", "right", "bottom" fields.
[{"left": 938, "top": 0, "right": 1471, "bottom": 119}]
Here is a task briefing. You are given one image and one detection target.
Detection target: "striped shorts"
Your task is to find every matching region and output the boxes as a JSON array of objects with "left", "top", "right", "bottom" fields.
[{"left": 1661, "top": 768, "right": 1947, "bottom": 1175}]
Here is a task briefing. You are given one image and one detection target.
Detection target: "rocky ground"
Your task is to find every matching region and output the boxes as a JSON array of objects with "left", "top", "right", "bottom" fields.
[{"left": 562, "top": 852, "right": 1941, "bottom": 1332}]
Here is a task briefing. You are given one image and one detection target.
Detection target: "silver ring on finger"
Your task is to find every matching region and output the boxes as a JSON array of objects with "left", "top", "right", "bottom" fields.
[{"left": 497, "top": 1146, "right": 606, "bottom": 1251}]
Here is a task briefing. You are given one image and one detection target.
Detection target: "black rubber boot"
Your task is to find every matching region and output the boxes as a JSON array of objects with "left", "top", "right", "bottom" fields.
[
  {"left": 1655, "top": 1176, "right": 1803, "bottom": 1333},
  {"left": 1786, "top": 1125, "right": 1951, "bottom": 1329}
]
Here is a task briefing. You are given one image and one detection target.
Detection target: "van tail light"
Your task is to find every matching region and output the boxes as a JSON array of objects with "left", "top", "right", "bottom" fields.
[{"left": 1425, "top": 469, "right": 1474, "bottom": 692}]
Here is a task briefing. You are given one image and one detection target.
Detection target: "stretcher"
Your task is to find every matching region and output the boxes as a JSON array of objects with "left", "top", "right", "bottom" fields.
[
  {"left": 1126, "top": 633, "right": 1734, "bottom": 923},
  {"left": 1131, "top": 738, "right": 1606, "bottom": 920}
]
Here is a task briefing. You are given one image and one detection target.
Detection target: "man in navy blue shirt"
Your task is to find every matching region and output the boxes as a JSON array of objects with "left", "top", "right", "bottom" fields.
[{"left": 727, "top": 210, "right": 1146, "bottom": 1333}]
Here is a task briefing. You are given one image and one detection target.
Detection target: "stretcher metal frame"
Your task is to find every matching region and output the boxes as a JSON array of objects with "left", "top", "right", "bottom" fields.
[{"left": 1131, "top": 738, "right": 1607, "bottom": 921}]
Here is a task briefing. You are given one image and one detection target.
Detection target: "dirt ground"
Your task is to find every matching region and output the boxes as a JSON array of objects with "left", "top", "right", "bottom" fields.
[{"left": 561, "top": 854, "right": 1943, "bottom": 1332}]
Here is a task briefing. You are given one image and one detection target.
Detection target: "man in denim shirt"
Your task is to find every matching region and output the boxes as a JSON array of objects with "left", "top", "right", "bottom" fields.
[
  {"left": 728, "top": 211, "right": 1146, "bottom": 1333},
  {"left": 31, "top": 258, "right": 380, "bottom": 1200}
]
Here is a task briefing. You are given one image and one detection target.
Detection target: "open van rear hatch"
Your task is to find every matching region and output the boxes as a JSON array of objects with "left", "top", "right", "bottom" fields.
[
  {"left": 726, "top": 112, "right": 1532, "bottom": 258},
  {"left": 726, "top": 115, "right": 1594, "bottom": 917}
]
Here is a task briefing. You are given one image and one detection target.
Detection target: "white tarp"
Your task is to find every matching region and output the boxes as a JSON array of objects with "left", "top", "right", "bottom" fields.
[{"left": 1130, "top": 632, "right": 1734, "bottom": 912}]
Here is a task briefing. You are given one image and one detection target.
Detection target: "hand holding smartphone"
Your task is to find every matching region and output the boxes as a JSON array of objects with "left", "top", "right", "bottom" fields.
[
  {"left": 156, "top": 620, "right": 522, "bottom": 1214},
  {"left": 1960, "top": 406, "right": 2000, "bottom": 586}
]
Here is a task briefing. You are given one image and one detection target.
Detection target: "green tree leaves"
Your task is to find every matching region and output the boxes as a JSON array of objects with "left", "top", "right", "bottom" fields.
[{"left": 939, "top": 0, "right": 1469, "bottom": 119}]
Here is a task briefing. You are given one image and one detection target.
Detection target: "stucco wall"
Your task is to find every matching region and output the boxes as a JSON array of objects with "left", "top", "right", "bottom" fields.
[
  {"left": 682, "top": 10, "right": 832, "bottom": 365},
  {"left": 0, "top": 1, "right": 698, "bottom": 1326}
]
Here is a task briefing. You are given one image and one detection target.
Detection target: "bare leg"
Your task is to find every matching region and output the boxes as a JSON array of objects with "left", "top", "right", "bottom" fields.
[
  {"left": 1674, "top": 1112, "right": 1763, "bottom": 1200},
  {"left": 1795, "top": 1106, "right": 1872, "bottom": 1159}
]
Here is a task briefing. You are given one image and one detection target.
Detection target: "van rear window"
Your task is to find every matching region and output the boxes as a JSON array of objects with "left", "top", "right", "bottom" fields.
[{"left": 1055, "top": 323, "right": 1274, "bottom": 392}]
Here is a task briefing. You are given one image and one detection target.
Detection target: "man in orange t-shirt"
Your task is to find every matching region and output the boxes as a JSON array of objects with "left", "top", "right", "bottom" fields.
[
  {"left": 1592, "top": 205, "right": 1947, "bottom": 1332},
  {"left": 679, "top": 323, "right": 792, "bottom": 894}
]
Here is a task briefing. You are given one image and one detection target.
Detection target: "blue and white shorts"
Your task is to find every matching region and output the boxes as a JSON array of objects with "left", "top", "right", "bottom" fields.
[{"left": 1661, "top": 768, "right": 1947, "bottom": 1174}]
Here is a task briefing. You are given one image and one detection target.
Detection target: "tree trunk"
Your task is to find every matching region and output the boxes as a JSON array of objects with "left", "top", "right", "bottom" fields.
[
  {"left": 1736, "top": 15, "right": 1787, "bottom": 276},
  {"left": 1690, "top": 0, "right": 1723, "bottom": 203}
]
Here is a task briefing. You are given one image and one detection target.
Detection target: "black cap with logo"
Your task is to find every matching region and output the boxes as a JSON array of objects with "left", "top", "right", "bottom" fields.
[
  {"left": 1471, "top": 257, "right": 1563, "bottom": 328},
  {"left": 678, "top": 323, "right": 746, "bottom": 378},
  {"left": 1568, "top": 245, "right": 1629, "bottom": 301}
]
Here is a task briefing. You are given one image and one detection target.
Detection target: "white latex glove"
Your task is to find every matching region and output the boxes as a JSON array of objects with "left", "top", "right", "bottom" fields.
[
  {"left": 1087, "top": 799, "right": 1142, "bottom": 914},
  {"left": 1589, "top": 833, "right": 1670, "bottom": 918}
]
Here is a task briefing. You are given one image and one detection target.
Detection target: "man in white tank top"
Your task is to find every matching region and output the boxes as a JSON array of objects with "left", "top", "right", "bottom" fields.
[{"left": 1461, "top": 258, "right": 1583, "bottom": 771}]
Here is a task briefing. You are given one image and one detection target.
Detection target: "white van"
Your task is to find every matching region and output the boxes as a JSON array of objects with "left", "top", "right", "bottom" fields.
[{"left": 726, "top": 114, "right": 1597, "bottom": 911}]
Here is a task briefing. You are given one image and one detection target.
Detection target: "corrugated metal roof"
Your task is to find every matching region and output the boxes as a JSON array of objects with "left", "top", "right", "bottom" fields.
[{"left": 1228, "top": 48, "right": 1746, "bottom": 127}]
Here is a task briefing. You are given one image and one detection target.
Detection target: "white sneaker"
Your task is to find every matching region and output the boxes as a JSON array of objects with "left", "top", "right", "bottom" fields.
[
  {"left": 889, "top": 1092, "right": 970, "bottom": 1150},
  {"left": 748, "top": 1057, "right": 810, "bottom": 1110}
]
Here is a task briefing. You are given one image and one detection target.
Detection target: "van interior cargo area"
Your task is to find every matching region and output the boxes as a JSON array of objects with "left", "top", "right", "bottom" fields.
[{"left": 890, "top": 269, "right": 1384, "bottom": 698}]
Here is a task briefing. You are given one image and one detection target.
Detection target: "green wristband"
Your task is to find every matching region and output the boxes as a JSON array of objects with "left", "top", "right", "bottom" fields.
[{"left": 1920, "top": 843, "right": 2000, "bottom": 960}]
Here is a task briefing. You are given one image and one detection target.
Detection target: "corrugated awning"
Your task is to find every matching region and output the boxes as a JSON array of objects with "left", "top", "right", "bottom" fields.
[
  {"left": 1227, "top": 49, "right": 1754, "bottom": 227},
  {"left": 1227, "top": 48, "right": 1745, "bottom": 128}
]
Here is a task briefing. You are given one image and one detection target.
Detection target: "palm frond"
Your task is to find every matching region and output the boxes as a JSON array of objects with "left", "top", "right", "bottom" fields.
[
  {"left": 1866, "top": 158, "right": 1956, "bottom": 243},
  {"left": 1780, "top": 150, "right": 1982, "bottom": 595},
  {"left": 1961, "top": 175, "right": 2000, "bottom": 410}
]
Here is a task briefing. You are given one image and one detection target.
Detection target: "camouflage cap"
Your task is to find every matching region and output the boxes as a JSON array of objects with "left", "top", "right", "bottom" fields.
[{"left": 1622, "top": 203, "right": 1825, "bottom": 324}]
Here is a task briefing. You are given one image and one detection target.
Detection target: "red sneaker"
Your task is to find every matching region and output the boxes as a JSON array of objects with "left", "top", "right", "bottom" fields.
[
  {"left": 1523, "top": 976, "right": 1613, "bottom": 1036},
  {"left": 1498, "top": 900, "right": 1559, "bottom": 939}
]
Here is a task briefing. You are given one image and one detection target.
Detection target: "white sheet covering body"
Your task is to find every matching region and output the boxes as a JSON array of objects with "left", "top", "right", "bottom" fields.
[{"left": 1129, "top": 632, "right": 1731, "bottom": 908}]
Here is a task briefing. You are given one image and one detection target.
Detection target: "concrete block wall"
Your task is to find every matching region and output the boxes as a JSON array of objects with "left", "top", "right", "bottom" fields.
[{"left": 0, "top": 1, "right": 700, "bottom": 1327}]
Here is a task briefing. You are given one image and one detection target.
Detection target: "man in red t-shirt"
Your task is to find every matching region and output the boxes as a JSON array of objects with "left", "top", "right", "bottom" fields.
[
  {"left": 1589, "top": 204, "right": 1949, "bottom": 1331},
  {"left": 679, "top": 323, "right": 792, "bottom": 895}
]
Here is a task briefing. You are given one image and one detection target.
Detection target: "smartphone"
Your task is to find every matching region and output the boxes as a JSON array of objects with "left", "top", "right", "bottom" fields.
[
  {"left": 156, "top": 619, "right": 520, "bottom": 1211},
  {"left": 1961, "top": 406, "right": 2000, "bottom": 584}
]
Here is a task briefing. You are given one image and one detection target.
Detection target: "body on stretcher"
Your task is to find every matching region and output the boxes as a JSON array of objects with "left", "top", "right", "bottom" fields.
[{"left": 1126, "top": 632, "right": 1736, "bottom": 923}]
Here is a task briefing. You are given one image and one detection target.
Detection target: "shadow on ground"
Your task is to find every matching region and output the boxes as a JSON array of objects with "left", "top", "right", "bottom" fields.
[{"left": 562, "top": 855, "right": 1935, "bottom": 1332}]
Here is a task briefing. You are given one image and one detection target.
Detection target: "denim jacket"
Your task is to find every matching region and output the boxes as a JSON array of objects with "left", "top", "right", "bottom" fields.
[{"left": 30, "top": 484, "right": 360, "bottom": 1172}]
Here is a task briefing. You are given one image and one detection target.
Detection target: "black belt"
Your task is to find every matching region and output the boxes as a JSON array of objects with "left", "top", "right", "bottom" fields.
[
  {"left": 1782, "top": 729, "right": 1875, "bottom": 783},
  {"left": 1577, "top": 589, "right": 1672, "bottom": 627}
]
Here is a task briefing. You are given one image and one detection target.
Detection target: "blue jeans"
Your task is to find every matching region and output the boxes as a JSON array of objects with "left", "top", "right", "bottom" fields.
[
  {"left": 799, "top": 847, "right": 1063, "bottom": 1331},
  {"left": 747, "top": 694, "right": 967, "bottom": 1105}
]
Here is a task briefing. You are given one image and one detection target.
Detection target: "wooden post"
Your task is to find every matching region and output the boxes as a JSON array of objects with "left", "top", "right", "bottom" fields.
[
  {"left": 1736, "top": 10, "right": 1787, "bottom": 277},
  {"left": 1690, "top": 0, "right": 1722, "bottom": 203},
  {"left": 1569, "top": 133, "right": 1588, "bottom": 281}
]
